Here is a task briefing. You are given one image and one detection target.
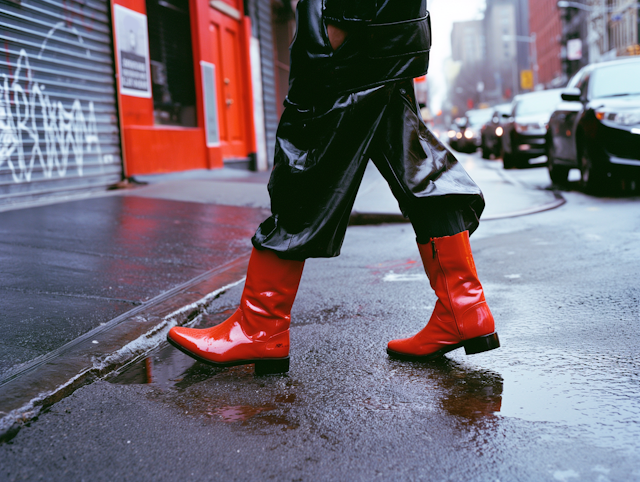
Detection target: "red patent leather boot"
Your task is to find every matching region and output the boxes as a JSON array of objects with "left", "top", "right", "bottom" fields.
[
  {"left": 167, "top": 248, "right": 304, "bottom": 375},
  {"left": 387, "top": 231, "right": 500, "bottom": 361}
]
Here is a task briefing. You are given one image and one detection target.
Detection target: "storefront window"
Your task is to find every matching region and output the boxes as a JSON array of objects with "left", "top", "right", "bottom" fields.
[{"left": 146, "top": 0, "right": 197, "bottom": 127}]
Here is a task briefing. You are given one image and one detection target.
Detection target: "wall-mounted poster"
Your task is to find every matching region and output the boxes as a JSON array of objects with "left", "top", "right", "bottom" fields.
[
  {"left": 567, "top": 38, "right": 583, "bottom": 61},
  {"left": 114, "top": 4, "right": 152, "bottom": 98},
  {"left": 200, "top": 61, "right": 220, "bottom": 147}
]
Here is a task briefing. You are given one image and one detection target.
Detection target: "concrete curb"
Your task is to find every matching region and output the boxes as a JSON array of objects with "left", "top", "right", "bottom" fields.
[{"left": 0, "top": 255, "right": 251, "bottom": 443}]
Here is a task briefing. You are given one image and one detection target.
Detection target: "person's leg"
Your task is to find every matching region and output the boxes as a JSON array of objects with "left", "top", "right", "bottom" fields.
[
  {"left": 168, "top": 248, "right": 304, "bottom": 375},
  {"left": 253, "top": 85, "right": 395, "bottom": 260},
  {"left": 169, "top": 85, "right": 396, "bottom": 374},
  {"left": 370, "top": 81, "right": 499, "bottom": 360}
]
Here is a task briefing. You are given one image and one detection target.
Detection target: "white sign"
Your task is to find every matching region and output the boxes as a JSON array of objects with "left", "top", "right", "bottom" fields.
[
  {"left": 200, "top": 61, "right": 220, "bottom": 147},
  {"left": 114, "top": 5, "right": 152, "bottom": 98},
  {"left": 567, "top": 38, "right": 583, "bottom": 61}
]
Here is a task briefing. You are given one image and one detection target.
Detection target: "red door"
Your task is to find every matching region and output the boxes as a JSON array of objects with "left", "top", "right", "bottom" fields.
[{"left": 210, "top": 8, "right": 251, "bottom": 160}]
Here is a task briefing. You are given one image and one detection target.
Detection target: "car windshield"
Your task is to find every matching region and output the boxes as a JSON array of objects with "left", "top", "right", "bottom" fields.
[
  {"left": 590, "top": 62, "right": 640, "bottom": 99},
  {"left": 494, "top": 104, "right": 511, "bottom": 115},
  {"left": 466, "top": 109, "right": 493, "bottom": 126},
  {"left": 514, "top": 91, "right": 561, "bottom": 116}
]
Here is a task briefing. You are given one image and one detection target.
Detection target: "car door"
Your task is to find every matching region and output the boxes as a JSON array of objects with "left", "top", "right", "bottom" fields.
[
  {"left": 554, "top": 72, "right": 588, "bottom": 163},
  {"left": 501, "top": 102, "right": 517, "bottom": 155}
]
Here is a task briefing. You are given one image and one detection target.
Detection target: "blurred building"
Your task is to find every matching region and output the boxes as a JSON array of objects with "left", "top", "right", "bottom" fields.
[
  {"left": 608, "top": 0, "right": 640, "bottom": 57},
  {"left": 484, "top": 0, "right": 519, "bottom": 99},
  {"left": 529, "top": 0, "right": 563, "bottom": 87},
  {"left": 484, "top": 0, "right": 531, "bottom": 97},
  {"left": 450, "top": 20, "right": 487, "bottom": 113},
  {"left": 559, "top": 0, "right": 639, "bottom": 82},
  {"left": 452, "top": 20, "right": 486, "bottom": 64},
  {"left": 447, "top": 0, "right": 532, "bottom": 115},
  {"left": 559, "top": 3, "right": 590, "bottom": 80}
]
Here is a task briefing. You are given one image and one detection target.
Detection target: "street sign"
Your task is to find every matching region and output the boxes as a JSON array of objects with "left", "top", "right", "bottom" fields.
[
  {"left": 567, "top": 38, "right": 583, "bottom": 60},
  {"left": 521, "top": 70, "right": 534, "bottom": 90}
]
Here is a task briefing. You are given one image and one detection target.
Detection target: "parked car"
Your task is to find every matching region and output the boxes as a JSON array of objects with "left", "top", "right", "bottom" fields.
[
  {"left": 461, "top": 108, "right": 494, "bottom": 153},
  {"left": 449, "top": 108, "right": 493, "bottom": 153},
  {"left": 447, "top": 118, "right": 467, "bottom": 151},
  {"left": 480, "top": 103, "right": 511, "bottom": 159},
  {"left": 501, "top": 89, "right": 564, "bottom": 168},
  {"left": 547, "top": 57, "right": 640, "bottom": 192}
]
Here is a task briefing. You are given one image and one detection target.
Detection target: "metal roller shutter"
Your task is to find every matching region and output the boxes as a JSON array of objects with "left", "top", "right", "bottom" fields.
[
  {"left": 0, "top": 0, "right": 122, "bottom": 207},
  {"left": 256, "top": 0, "right": 277, "bottom": 166}
]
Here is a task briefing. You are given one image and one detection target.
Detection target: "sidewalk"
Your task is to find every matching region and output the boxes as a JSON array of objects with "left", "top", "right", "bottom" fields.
[
  {"left": 351, "top": 156, "right": 564, "bottom": 223},
  {"left": 0, "top": 156, "right": 563, "bottom": 436}
]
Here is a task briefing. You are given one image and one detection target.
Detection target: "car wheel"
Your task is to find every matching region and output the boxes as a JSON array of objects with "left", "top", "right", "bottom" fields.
[
  {"left": 481, "top": 144, "right": 491, "bottom": 159},
  {"left": 547, "top": 141, "right": 569, "bottom": 184},
  {"left": 503, "top": 150, "right": 514, "bottom": 169},
  {"left": 548, "top": 160, "right": 569, "bottom": 184},
  {"left": 514, "top": 154, "right": 527, "bottom": 169},
  {"left": 580, "top": 144, "right": 605, "bottom": 194}
]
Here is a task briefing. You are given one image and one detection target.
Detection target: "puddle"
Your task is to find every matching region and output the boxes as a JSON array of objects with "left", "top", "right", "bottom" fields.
[
  {"left": 389, "top": 358, "right": 503, "bottom": 422},
  {"left": 207, "top": 404, "right": 276, "bottom": 422},
  {"left": 111, "top": 309, "right": 237, "bottom": 390}
]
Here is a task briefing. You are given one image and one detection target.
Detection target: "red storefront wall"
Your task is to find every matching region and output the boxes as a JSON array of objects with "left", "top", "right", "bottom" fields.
[{"left": 111, "top": 0, "right": 256, "bottom": 176}]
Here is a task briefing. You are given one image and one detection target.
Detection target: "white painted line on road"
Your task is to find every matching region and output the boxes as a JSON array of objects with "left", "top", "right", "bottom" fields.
[{"left": 383, "top": 272, "right": 428, "bottom": 282}]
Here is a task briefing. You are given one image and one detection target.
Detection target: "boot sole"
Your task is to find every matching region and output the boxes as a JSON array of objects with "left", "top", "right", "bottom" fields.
[
  {"left": 387, "top": 332, "right": 500, "bottom": 362},
  {"left": 166, "top": 335, "right": 290, "bottom": 376}
]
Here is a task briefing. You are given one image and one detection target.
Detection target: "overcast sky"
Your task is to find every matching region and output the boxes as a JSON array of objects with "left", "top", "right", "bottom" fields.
[{"left": 428, "top": 0, "right": 486, "bottom": 111}]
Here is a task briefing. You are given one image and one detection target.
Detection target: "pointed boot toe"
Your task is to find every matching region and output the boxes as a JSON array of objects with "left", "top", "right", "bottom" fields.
[
  {"left": 167, "top": 326, "right": 189, "bottom": 344},
  {"left": 166, "top": 325, "right": 214, "bottom": 363},
  {"left": 387, "top": 337, "right": 411, "bottom": 354}
]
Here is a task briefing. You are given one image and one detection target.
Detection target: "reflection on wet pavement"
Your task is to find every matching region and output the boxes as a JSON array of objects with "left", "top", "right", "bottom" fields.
[
  {"left": 111, "top": 322, "right": 502, "bottom": 428},
  {"left": 388, "top": 358, "right": 503, "bottom": 422},
  {"left": 111, "top": 309, "right": 235, "bottom": 389},
  {"left": 207, "top": 404, "right": 276, "bottom": 422}
]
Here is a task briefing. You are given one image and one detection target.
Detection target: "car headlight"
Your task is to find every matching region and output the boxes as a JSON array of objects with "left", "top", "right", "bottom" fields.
[
  {"left": 515, "top": 122, "right": 543, "bottom": 134},
  {"left": 596, "top": 109, "right": 640, "bottom": 126},
  {"left": 495, "top": 126, "right": 504, "bottom": 137},
  {"left": 448, "top": 130, "right": 456, "bottom": 138},
  {"left": 456, "top": 132, "right": 463, "bottom": 139},
  {"left": 464, "top": 130, "right": 474, "bottom": 139}
]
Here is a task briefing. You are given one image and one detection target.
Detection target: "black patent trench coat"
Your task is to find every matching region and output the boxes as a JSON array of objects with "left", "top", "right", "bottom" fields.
[{"left": 287, "top": 0, "right": 433, "bottom": 103}]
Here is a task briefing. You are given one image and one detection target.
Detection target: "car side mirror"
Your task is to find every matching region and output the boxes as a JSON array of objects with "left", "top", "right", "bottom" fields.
[{"left": 561, "top": 88, "right": 582, "bottom": 102}]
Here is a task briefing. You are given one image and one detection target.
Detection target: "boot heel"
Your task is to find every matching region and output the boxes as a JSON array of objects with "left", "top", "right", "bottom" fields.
[
  {"left": 464, "top": 333, "right": 500, "bottom": 355},
  {"left": 254, "top": 357, "right": 290, "bottom": 376}
]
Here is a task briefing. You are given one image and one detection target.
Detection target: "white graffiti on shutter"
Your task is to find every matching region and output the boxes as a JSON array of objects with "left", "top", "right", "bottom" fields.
[{"left": 0, "top": 24, "right": 111, "bottom": 184}]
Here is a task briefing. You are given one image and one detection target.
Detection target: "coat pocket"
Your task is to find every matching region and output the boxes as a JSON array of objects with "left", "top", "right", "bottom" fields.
[
  {"left": 367, "top": 13, "right": 432, "bottom": 60},
  {"left": 323, "top": 0, "right": 377, "bottom": 24}
]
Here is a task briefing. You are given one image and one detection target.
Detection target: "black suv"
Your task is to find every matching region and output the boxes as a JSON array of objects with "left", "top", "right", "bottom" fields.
[{"left": 547, "top": 58, "right": 640, "bottom": 192}]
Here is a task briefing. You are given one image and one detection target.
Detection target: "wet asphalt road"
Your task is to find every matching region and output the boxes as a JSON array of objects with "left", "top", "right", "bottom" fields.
[{"left": 2, "top": 157, "right": 640, "bottom": 481}]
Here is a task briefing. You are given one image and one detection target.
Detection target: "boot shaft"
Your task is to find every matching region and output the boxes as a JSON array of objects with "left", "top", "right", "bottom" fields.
[
  {"left": 417, "top": 232, "right": 493, "bottom": 339},
  {"left": 240, "top": 248, "right": 305, "bottom": 337}
]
